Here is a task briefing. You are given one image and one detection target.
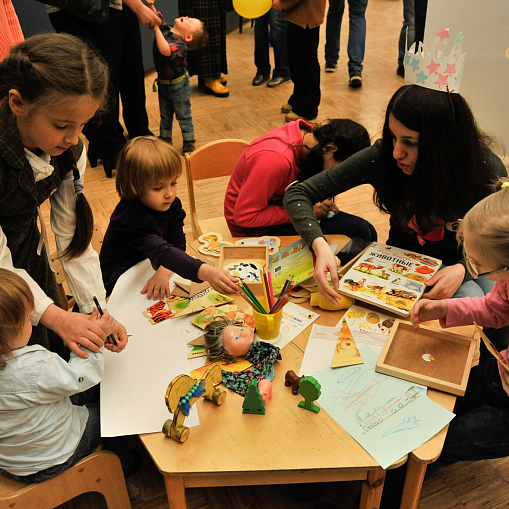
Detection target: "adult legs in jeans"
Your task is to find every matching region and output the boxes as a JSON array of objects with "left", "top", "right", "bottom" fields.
[
  {"left": 269, "top": 8, "right": 289, "bottom": 79},
  {"left": 18, "top": 403, "right": 101, "bottom": 483},
  {"left": 324, "top": 0, "right": 368, "bottom": 73},
  {"left": 286, "top": 23, "right": 320, "bottom": 119},
  {"left": 158, "top": 77, "right": 195, "bottom": 142},
  {"left": 398, "top": 0, "right": 415, "bottom": 66}
]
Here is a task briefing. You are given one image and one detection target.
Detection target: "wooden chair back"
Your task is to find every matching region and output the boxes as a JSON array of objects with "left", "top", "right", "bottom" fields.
[
  {"left": 185, "top": 139, "right": 248, "bottom": 240},
  {"left": 0, "top": 450, "right": 132, "bottom": 509}
]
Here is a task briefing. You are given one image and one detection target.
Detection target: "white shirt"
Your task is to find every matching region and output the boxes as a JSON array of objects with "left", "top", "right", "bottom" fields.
[
  {"left": 0, "top": 345, "right": 103, "bottom": 476},
  {"left": 0, "top": 145, "right": 107, "bottom": 324}
]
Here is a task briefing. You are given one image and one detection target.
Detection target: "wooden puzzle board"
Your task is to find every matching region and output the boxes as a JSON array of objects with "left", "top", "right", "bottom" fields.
[{"left": 376, "top": 320, "right": 476, "bottom": 396}]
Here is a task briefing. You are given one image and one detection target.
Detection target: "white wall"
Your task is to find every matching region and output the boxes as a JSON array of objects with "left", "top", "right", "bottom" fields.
[{"left": 425, "top": 0, "right": 509, "bottom": 153}]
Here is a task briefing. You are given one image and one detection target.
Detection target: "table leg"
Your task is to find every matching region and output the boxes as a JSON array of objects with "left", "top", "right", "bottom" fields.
[
  {"left": 164, "top": 476, "right": 186, "bottom": 509},
  {"left": 400, "top": 457, "right": 427, "bottom": 509},
  {"left": 359, "top": 469, "right": 386, "bottom": 509}
]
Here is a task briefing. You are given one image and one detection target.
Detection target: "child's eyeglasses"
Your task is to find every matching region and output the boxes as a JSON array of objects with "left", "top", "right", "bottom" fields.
[{"left": 465, "top": 253, "right": 509, "bottom": 279}]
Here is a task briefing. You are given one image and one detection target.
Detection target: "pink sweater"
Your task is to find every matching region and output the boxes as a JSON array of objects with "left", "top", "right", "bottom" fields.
[
  {"left": 224, "top": 120, "right": 312, "bottom": 238},
  {"left": 0, "top": 0, "right": 23, "bottom": 62},
  {"left": 441, "top": 280, "right": 509, "bottom": 330}
]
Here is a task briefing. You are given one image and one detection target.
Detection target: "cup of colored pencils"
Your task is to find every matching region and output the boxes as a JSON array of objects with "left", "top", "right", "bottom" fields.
[{"left": 238, "top": 272, "right": 293, "bottom": 341}]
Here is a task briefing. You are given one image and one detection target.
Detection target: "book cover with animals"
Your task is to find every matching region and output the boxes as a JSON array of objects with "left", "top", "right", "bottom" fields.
[{"left": 337, "top": 243, "right": 442, "bottom": 317}]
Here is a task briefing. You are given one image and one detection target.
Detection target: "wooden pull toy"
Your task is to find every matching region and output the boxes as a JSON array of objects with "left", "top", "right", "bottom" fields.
[
  {"left": 298, "top": 376, "right": 321, "bottom": 413},
  {"left": 284, "top": 370, "right": 304, "bottom": 395},
  {"left": 163, "top": 364, "right": 226, "bottom": 443}
]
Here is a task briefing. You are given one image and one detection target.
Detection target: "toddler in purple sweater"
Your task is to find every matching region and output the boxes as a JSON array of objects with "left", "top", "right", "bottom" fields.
[{"left": 100, "top": 136, "right": 238, "bottom": 299}]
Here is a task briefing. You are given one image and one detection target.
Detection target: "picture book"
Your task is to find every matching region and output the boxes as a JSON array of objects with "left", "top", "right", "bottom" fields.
[{"left": 337, "top": 243, "right": 442, "bottom": 317}]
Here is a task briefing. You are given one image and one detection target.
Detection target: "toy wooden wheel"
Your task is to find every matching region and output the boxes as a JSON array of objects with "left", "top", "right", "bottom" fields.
[
  {"left": 211, "top": 389, "right": 226, "bottom": 406},
  {"left": 174, "top": 425, "right": 190, "bottom": 443},
  {"left": 162, "top": 419, "right": 173, "bottom": 437}
]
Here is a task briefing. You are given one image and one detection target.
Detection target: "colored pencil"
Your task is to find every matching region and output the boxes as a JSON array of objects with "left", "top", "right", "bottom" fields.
[
  {"left": 261, "top": 270, "right": 270, "bottom": 313},
  {"left": 267, "top": 270, "right": 275, "bottom": 309},
  {"left": 272, "top": 296, "right": 289, "bottom": 314},
  {"left": 92, "top": 296, "right": 117, "bottom": 346},
  {"left": 239, "top": 281, "right": 266, "bottom": 314}
]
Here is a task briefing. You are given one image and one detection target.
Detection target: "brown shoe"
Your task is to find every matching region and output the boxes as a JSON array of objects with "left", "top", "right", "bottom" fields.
[
  {"left": 281, "top": 102, "right": 292, "bottom": 113},
  {"left": 160, "top": 137, "right": 173, "bottom": 144},
  {"left": 203, "top": 79, "right": 229, "bottom": 97},
  {"left": 182, "top": 141, "right": 196, "bottom": 154},
  {"left": 284, "top": 111, "right": 316, "bottom": 122}
]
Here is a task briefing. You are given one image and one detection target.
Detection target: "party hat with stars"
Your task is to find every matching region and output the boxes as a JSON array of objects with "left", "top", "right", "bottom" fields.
[{"left": 404, "top": 27, "right": 466, "bottom": 93}]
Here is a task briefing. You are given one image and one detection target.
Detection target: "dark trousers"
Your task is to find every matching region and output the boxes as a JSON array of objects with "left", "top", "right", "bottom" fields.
[
  {"left": 286, "top": 22, "right": 320, "bottom": 119},
  {"left": 414, "top": 0, "right": 427, "bottom": 48},
  {"left": 380, "top": 348, "right": 509, "bottom": 508},
  {"left": 49, "top": 7, "right": 151, "bottom": 158},
  {"left": 266, "top": 211, "right": 377, "bottom": 242}
]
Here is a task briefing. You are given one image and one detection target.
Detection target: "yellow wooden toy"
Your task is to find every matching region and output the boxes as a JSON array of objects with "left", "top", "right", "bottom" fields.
[
  {"left": 162, "top": 364, "right": 226, "bottom": 443},
  {"left": 309, "top": 291, "right": 354, "bottom": 311}
]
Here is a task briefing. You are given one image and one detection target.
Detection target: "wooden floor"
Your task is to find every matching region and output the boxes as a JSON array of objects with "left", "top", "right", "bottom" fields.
[{"left": 46, "top": 0, "right": 509, "bottom": 507}]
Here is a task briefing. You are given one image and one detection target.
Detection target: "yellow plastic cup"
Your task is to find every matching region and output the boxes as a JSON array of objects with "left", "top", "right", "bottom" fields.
[{"left": 252, "top": 297, "right": 283, "bottom": 341}]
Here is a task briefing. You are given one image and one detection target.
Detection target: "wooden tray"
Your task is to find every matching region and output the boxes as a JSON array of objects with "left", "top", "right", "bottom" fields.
[
  {"left": 375, "top": 320, "right": 476, "bottom": 396},
  {"left": 219, "top": 245, "right": 269, "bottom": 296}
]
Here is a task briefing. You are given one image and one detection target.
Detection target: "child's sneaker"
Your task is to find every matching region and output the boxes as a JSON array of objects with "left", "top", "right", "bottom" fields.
[{"left": 182, "top": 141, "right": 195, "bottom": 154}]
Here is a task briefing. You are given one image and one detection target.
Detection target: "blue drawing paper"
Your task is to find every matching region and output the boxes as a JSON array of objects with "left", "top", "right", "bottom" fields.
[{"left": 313, "top": 345, "right": 454, "bottom": 469}]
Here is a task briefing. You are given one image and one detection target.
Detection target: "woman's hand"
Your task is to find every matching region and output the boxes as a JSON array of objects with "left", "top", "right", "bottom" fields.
[
  {"left": 311, "top": 237, "right": 342, "bottom": 307},
  {"left": 40, "top": 304, "right": 106, "bottom": 359},
  {"left": 410, "top": 299, "right": 448, "bottom": 329},
  {"left": 141, "top": 266, "right": 174, "bottom": 300},
  {"left": 198, "top": 264, "right": 239, "bottom": 294},
  {"left": 423, "top": 263, "right": 465, "bottom": 300},
  {"left": 89, "top": 307, "right": 128, "bottom": 353},
  {"left": 313, "top": 199, "right": 339, "bottom": 219},
  {"left": 272, "top": 0, "right": 284, "bottom": 10}
]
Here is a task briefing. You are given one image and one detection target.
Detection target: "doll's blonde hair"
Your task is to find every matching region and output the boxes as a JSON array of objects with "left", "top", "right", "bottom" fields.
[
  {"left": 203, "top": 315, "right": 245, "bottom": 363},
  {"left": 457, "top": 177, "right": 509, "bottom": 270}
]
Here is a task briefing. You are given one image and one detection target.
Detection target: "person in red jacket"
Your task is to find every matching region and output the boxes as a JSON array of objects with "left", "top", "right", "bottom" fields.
[{"left": 224, "top": 118, "right": 376, "bottom": 241}]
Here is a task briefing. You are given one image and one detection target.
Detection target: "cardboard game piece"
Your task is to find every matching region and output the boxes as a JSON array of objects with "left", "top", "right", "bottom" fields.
[
  {"left": 376, "top": 320, "right": 476, "bottom": 396},
  {"left": 331, "top": 319, "right": 363, "bottom": 368},
  {"left": 187, "top": 346, "right": 207, "bottom": 359},
  {"left": 196, "top": 232, "right": 234, "bottom": 257},
  {"left": 234, "top": 236, "right": 281, "bottom": 254}
]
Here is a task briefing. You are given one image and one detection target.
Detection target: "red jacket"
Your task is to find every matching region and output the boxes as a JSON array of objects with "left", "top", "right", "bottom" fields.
[{"left": 224, "top": 120, "right": 312, "bottom": 237}]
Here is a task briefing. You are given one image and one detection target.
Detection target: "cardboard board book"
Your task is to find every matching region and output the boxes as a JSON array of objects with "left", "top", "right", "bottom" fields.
[
  {"left": 376, "top": 320, "right": 476, "bottom": 396},
  {"left": 337, "top": 242, "right": 442, "bottom": 317}
]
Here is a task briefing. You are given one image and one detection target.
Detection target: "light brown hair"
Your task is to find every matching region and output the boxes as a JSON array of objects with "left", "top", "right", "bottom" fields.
[
  {"left": 0, "top": 269, "right": 34, "bottom": 370},
  {"left": 186, "top": 22, "right": 208, "bottom": 51},
  {"left": 203, "top": 315, "right": 245, "bottom": 363},
  {"left": 115, "top": 136, "right": 183, "bottom": 200},
  {"left": 457, "top": 177, "right": 509, "bottom": 270}
]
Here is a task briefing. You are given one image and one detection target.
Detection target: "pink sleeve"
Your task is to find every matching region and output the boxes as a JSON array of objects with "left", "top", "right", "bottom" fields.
[
  {"left": 443, "top": 281, "right": 509, "bottom": 329},
  {"left": 0, "top": 0, "right": 24, "bottom": 62},
  {"left": 232, "top": 151, "right": 294, "bottom": 229}
]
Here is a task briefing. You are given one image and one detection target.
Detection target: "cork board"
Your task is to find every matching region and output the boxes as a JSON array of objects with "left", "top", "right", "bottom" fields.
[{"left": 376, "top": 320, "right": 476, "bottom": 396}]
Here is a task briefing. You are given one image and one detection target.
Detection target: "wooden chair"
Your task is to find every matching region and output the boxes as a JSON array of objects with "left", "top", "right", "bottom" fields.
[
  {"left": 185, "top": 139, "right": 248, "bottom": 240},
  {"left": 50, "top": 226, "right": 104, "bottom": 311},
  {"left": 0, "top": 450, "right": 132, "bottom": 509}
]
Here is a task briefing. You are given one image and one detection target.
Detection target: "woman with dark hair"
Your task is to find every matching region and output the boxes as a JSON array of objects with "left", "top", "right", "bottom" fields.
[
  {"left": 224, "top": 118, "right": 376, "bottom": 240},
  {"left": 284, "top": 85, "right": 507, "bottom": 307}
]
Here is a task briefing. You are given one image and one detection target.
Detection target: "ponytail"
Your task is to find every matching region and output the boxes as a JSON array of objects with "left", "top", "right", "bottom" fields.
[{"left": 59, "top": 150, "right": 94, "bottom": 260}]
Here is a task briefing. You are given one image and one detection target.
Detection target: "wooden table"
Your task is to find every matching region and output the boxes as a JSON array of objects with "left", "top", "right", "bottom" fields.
[{"left": 139, "top": 235, "right": 476, "bottom": 509}]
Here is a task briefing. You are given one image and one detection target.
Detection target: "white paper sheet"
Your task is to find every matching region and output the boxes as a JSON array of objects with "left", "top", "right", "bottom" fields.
[
  {"left": 101, "top": 260, "right": 200, "bottom": 437},
  {"left": 298, "top": 324, "right": 340, "bottom": 376},
  {"left": 254, "top": 302, "right": 319, "bottom": 349}
]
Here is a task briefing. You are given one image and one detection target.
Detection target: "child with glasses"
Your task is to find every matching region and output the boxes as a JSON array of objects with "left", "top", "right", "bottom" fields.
[
  {"left": 411, "top": 178, "right": 509, "bottom": 332},
  {"left": 376, "top": 179, "right": 509, "bottom": 507}
]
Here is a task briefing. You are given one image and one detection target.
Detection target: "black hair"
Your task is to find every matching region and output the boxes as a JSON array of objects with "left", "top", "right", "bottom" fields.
[
  {"left": 373, "top": 85, "right": 494, "bottom": 234},
  {"left": 297, "top": 118, "right": 371, "bottom": 182}
]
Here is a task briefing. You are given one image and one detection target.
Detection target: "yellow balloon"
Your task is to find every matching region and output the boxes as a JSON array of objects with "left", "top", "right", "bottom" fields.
[{"left": 233, "top": 0, "right": 272, "bottom": 19}]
